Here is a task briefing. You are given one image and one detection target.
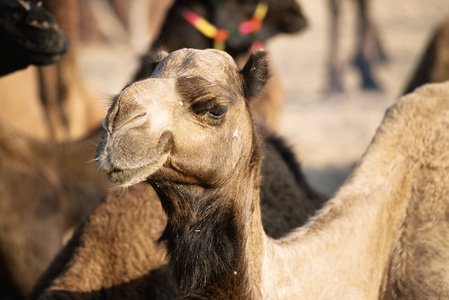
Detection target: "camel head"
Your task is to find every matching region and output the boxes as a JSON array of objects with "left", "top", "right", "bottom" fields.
[
  {"left": 0, "top": 0, "right": 69, "bottom": 75},
  {"left": 154, "top": 0, "right": 307, "bottom": 58},
  {"left": 96, "top": 48, "right": 270, "bottom": 188}
]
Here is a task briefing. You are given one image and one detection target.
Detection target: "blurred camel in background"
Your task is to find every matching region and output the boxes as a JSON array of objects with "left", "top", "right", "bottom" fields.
[
  {"left": 0, "top": 0, "right": 106, "bottom": 141},
  {"left": 403, "top": 16, "right": 449, "bottom": 95},
  {"left": 0, "top": 2, "right": 108, "bottom": 299},
  {"left": 134, "top": 0, "right": 308, "bottom": 131},
  {"left": 326, "top": 0, "right": 388, "bottom": 92}
]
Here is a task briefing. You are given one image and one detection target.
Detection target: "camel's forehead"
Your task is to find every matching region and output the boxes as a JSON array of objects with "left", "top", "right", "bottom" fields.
[
  {"left": 153, "top": 48, "right": 240, "bottom": 83},
  {"left": 116, "top": 49, "right": 241, "bottom": 107}
]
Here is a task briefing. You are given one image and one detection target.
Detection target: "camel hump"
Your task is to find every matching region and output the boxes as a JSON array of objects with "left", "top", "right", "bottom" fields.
[{"left": 368, "top": 81, "right": 449, "bottom": 169}]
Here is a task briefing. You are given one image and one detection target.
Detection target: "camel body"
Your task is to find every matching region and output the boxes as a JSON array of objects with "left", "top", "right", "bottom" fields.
[
  {"left": 94, "top": 49, "right": 449, "bottom": 299},
  {"left": 30, "top": 132, "right": 325, "bottom": 299},
  {"left": 0, "top": 122, "right": 107, "bottom": 298},
  {"left": 29, "top": 49, "right": 326, "bottom": 299}
]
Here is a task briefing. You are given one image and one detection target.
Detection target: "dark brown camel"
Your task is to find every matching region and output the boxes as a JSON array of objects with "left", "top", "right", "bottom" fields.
[
  {"left": 134, "top": 0, "right": 308, "bottom": 131},
  {"left": 403, "top": 16, "right": 449, "bottom": 95},
  {"left": 29, "top": 50, "right": 326, "bottom": 299},
  {"left": 0, "top": 0, "right": 106, "bottom": 141},
  {"left": 0, "top": 0, "right": 69, "bottom": 76},
  {"left": 0, "top": 0, "right": 73, "bottom": 140},
  {"left": 327, "top": 0, "right": 388, "bottom": 92},
  {"left": 93, "top": 48, "right": 449, "bottom": 298}
]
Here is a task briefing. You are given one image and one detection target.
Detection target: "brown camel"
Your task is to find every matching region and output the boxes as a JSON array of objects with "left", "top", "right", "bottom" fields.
[
  {"left": 134, "top": 0, "right": 308, "bottom": 131},
  {"left": 94, "top": 48, "right": 449, "bottom": 298},
  {"left": 29, "top": 136, "right": 325, "bottom": 299},
  {"left": 327, "top": 0, "right": 388, "bottom": 92},
  {"left": 29, "top": 50, "right": 326, "bottom": 299},
  {"left": 0, "top": 123, "right": 108, "bottom": 299},
  {"left": 403, "top": 16, "right": 449, "bottom": 95}
]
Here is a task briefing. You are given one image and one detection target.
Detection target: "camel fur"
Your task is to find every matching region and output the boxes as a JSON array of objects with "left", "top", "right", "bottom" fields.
[{"left": 94, "top": 48, "right": 449, "bottom": 299}]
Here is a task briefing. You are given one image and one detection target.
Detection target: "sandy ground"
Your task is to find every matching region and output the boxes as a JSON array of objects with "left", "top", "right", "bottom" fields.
[{"left": 80, "top": 0, "right": 449, "bottom": 197}]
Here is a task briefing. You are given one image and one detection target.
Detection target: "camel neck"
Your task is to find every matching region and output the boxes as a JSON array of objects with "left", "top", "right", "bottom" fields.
[
  {"left": 152, "top": 131, "right": 413, "bottom": 299},
  {"left": 258, "top": 148, "right": 413, "bottom": 298},
  {"left": 153, "top": 161, "right": 264, "bottom": 299}
]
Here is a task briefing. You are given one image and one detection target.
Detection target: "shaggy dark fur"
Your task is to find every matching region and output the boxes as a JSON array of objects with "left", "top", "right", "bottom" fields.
[
  {"left": 155, "top": 183, "right": 253, "bottom": 299},
  {"left": 260, "top": 134, "right": 327, "bottom": 238}
]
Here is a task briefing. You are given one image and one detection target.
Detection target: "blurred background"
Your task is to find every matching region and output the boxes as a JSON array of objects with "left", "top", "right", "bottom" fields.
[
  {"left": 79, "top": 0, "right": 449, "bottom": 195},
  {"left": 1, "top": 1, "right": 449, "bottom": 298}
]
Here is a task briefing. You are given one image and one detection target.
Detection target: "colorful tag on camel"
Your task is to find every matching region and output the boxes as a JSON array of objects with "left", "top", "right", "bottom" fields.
[{"left": 179, "top": 2, "right": 268, "bottom": 52}]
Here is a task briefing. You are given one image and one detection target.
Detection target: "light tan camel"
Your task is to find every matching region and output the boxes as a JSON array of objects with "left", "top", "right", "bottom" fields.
[
  {"left": 96, "top": 48, "right": 449, "bottom": 298},
  {"left": 29, "top": 50, "right": 326, "bottom": 299}
]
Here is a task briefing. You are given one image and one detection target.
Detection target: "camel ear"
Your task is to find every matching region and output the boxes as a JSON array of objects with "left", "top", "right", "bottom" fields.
[
  {"left": 240, "top": 50, "right": 271, "bottom": 102},
  {"left": 133, "top": 49, "right": 169, "bottom": 81}
]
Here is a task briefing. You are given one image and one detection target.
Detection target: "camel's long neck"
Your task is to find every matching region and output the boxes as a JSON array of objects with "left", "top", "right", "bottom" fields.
[
  {"left": 154, "top": 161, "right": 265, "bottom": 299},
  {"left": 259, "top": 144, "right": 413, "bottom": 299}
]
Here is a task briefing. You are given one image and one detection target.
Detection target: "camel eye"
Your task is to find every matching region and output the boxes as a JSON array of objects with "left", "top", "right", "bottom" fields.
[{"left": 208, "top": 106, "right": 227, "bottom": 118}]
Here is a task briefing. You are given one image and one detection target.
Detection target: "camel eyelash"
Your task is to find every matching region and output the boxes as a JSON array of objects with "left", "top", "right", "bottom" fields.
[{"left": 190, "top": 98, "right": 223, "bottom": 114}]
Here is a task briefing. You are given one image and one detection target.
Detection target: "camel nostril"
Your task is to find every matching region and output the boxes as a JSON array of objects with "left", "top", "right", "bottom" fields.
[{"left": 111, "top": 111, "right": 148, "bottom": 132}]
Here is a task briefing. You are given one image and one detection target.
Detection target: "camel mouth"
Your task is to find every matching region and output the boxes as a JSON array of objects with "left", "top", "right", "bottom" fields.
[
  {"left": 106, "top": 166, "right": 150, "bottom": 187},
  {"left": 96, "top": 127, "right": 174, "bottom": 187},
  {"left": 105, "top": 154, "right": 169, "bottom": 188}
]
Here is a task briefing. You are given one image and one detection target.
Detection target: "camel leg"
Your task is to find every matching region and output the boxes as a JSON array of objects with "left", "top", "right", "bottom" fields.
[
  {"left": 326, "top": 0, "right": 344, "bottom": 93},
  {"left": 352, "top": 0, "right": 383, "bottom": 90},
  {"left": 40, "top": 0, "right": 106, "bottom": 141}
]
